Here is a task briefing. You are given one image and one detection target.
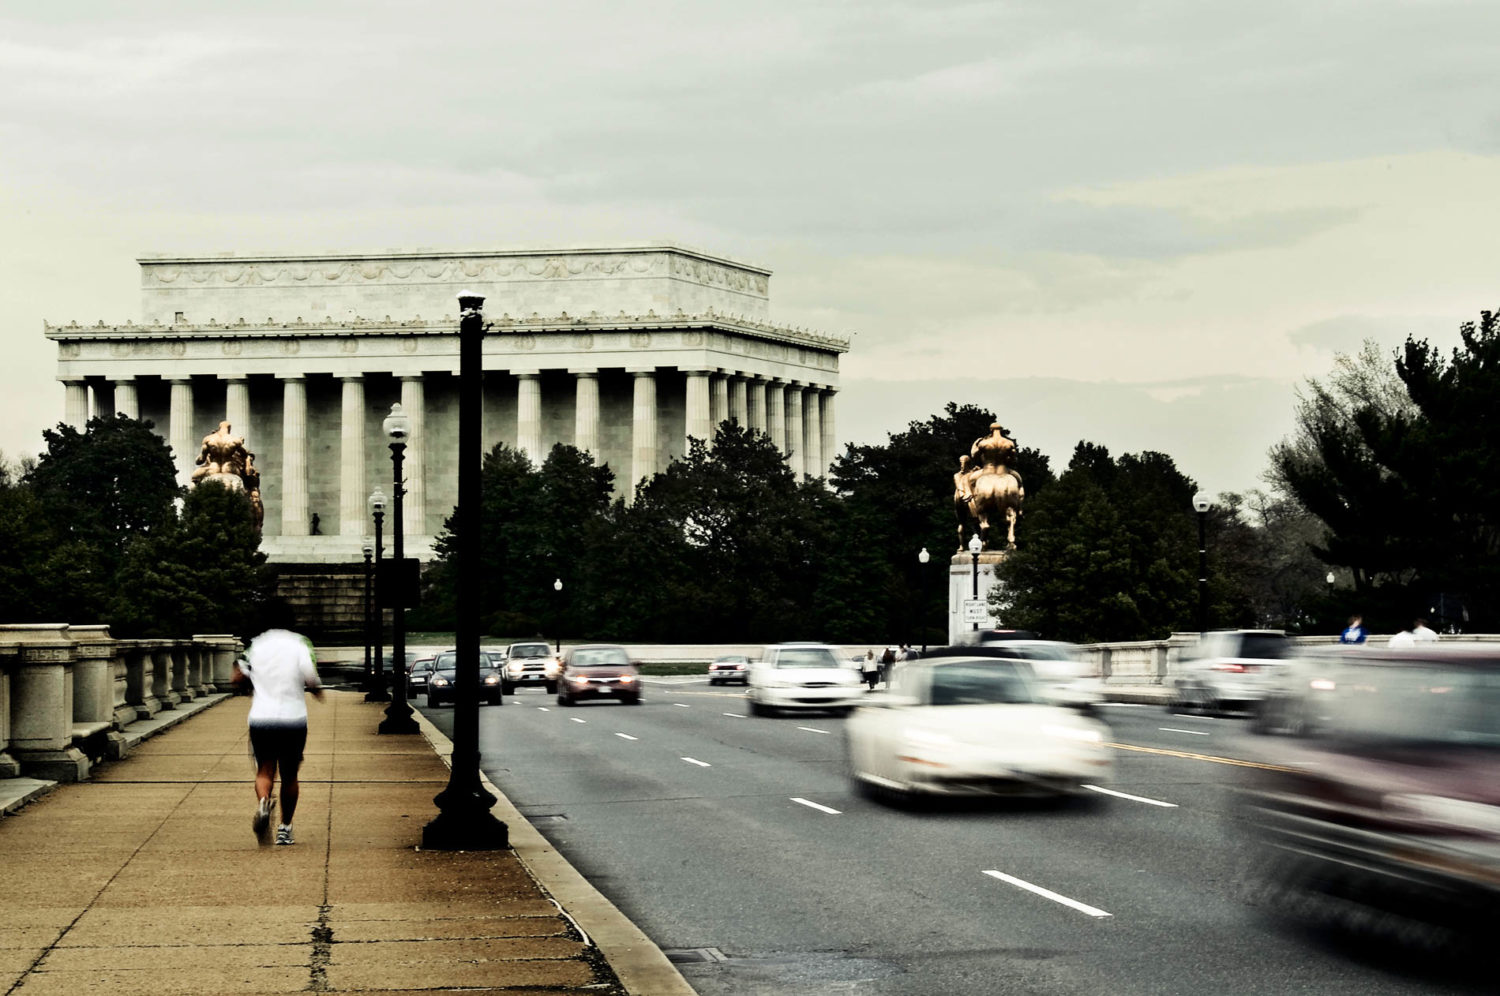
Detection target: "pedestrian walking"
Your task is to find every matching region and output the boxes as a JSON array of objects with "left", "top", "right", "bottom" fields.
[
  {"left": 1338, "top": 616, "right": 1367, "bottom": 644},
  {"left": 1411, "top": 617, "right": 1439, "bottom": 642},
  {"left": 234, "top": 600, "right": 323, "bottom": 846},
  {"left": 861, "top": 650, "right": 880, "bottom": 690}
]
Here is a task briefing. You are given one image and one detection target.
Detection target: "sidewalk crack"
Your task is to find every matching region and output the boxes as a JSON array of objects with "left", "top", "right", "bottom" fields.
[{"left": 308, "top": 905, "right": 334, "bottom": 992}]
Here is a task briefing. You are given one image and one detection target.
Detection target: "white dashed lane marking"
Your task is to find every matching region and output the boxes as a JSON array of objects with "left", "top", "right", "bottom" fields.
[
  {"left": 681, "top": 757, "right": 711, "bottom": 767},
  {"left": 723, "top": 713, "right": 745, "bottom": 719},
  {"left": 796, "top": 727, "right": 831, "bottom": 735},
  {"left": 674, "top": 703, "right": 690, "bottom": 708},
  {"left": 570, "top": 718, "right": 587, "bottom": 724},
  {"left": 791, "top": 797, "right": 841, "bottom": 815},
  {"left": 1159, "top": 727, "right": 1209, "bottom": 736},
  {"left": 615, "top": 733, "right": 639, "bottom": 741},
  {"left": 1083, "top": 784, "right": 1178, "bottom": 808},
  {"left": 983, "top": 870, "right": 1112, "bottom": 918}
]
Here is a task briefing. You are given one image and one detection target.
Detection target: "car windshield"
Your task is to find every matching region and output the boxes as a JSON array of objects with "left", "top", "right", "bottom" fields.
[
  {"left": 775, "top": 648, "right": 842, "bottom": 669},
  {"left": 572, "top": 648, "right": 630, "bottom": 668},
  {"left": 1237, "top": 634, "right": 1287, "bottom": 659},
  {"left": 511, "top": 645, "right": 550, "bottom": 658},
  {"left": 435, "top": 652, "right": 455, "bottom": 668},
  {"left": 1325, "top": 664, "right": 1500, "bottom": 749},
  {"left": 928, "top": 663, "right": 1040, "bottom": 706},
  {"left": 715, "top": 656, "right": 748, "bottom": 664}
]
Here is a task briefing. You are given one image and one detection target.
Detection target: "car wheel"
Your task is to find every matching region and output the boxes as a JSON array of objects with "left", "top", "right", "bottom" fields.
[
  {"left": 832, "top": 707, "right": 853, "bottom": 717},
  {"left": 545, "top": 682, "right": 558, "bottom": 695},
  {"left": 626, "top": 695, "right": 642, "bottom": 705},
  {"left": 487, "top": 694, "right": 502, "bottom": 706},
  {"left": 427, "top": 694, "right": 439, "bottom": 709},
  {"left": 748, "top": 699, "right": 770, "bottom": 717},
  {"left": 557, "top": 694, "right": 571, "bottom": 707},
  {"left": 501, "top": 682, "right": 515, "bottom": 695}
]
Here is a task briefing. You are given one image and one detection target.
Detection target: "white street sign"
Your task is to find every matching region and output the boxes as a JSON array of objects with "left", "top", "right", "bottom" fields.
[{"left": 962, "top": 600, "right": 990, "bottom": 624}]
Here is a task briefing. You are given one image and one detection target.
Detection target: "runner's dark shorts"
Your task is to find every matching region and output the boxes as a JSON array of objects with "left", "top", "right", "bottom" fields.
[{"left": 249, "top": 722, "right": 307, "bottom": 771}]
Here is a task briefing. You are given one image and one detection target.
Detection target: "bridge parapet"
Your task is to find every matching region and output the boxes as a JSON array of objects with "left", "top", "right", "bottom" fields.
[{"left": 0, "top": 627, "right": 242, "bottom": 785}]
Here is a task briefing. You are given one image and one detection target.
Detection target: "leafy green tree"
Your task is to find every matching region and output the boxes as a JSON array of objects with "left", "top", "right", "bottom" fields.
[
  {"left": 108, "top": 480, "right": 272, "bottom": 638},
  {"left": 994, "top": 443, "right": 1197, "bottom": 642}
]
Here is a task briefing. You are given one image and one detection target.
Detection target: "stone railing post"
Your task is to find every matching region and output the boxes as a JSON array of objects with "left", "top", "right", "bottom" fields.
[
  {"left": 64, "top": 625, "right": 124, "bottom": 760},
  {"left": 119, "top": 640, "right": 154, "bottom": 723},
  {"left": 149, "top": 641, "right": 177, "bottom": 710},
  {"left": 194, "top": 634, "right": 241, "bottom": 691},
  {"left": 170, "top": 642, "right": 192, "bottom": 703},
  {"left": 1153, "top": 645, "right": 1169, "bottom": 685},
  {"left": 0, "top": 641, "right": 19, "bottom": 777},
  {"left": 0, "top": 624, "right": 89, "bottom": 782},
  {"left": 1099, "top": 647, "right": 1113, "bottom": 682}
]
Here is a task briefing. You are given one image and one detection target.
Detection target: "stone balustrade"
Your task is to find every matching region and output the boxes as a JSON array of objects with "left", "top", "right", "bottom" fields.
[{"left": 0, "top": 625, "right": 241, "bottom": 784}]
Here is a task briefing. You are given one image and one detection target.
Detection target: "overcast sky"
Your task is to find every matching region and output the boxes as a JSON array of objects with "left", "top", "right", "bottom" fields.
[{"left": 4, "top": 0, "right": 1496, "bottom": 496}]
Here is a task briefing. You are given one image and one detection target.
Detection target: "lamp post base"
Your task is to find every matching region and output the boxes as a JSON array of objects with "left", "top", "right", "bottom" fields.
[
  {"left": 422, "top": 780, "right": 509, "bottom": 851},
  {"left": 364, "top": 688, "right": 391, "bottom": 703},
  {"left": 378, "top": 699, "right": 420, "bottom": 735}
]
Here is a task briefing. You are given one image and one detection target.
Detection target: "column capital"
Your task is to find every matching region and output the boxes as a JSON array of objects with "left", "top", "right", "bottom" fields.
[
  {"left": 626, "top": 367, "right": 659, "bottom": 376},
  {"left": 276, "top": 373, "right": 305, "bottom": 382},
  {"left": 398, "top": 373, "right": 424, "bottom": 382},
  {"left": 567, "top": 368, "right": 599, "bottom": 377},
  {"left": 513, "top": 370, "right": 541, "bottom": 380},
  {"left": 335, "top": 372, "right": 364, "bottom": 381},
  {"left": 167, "top": 375, "right": 194, "bottom": 384},
  {"left": 218, "top": 374, "right": 249, "bottom": 382},
  {"left": 59, "top": 376, "right": 86, "bottom": 385}
]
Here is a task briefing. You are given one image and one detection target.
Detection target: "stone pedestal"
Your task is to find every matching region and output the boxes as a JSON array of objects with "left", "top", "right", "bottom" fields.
[
  {"left": 65, "top": 625, "right": 125, "bottom": 761},
  {"left": 194, "top": 634, "right": 243, "bottom": 691},
  {"left": 1, "top": 624, "right": 89, "bottom": 783},
  {"left": 948, "top": 549, "right": 1009, "bottom": 644}
]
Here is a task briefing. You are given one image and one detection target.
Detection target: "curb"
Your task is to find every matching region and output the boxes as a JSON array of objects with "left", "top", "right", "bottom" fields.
[
  {"left": 1101, "top": 687, "right": 1173, "bottom": 705},
  {"left": 411, "top": 706, "right": 698, "bottom": 996}
]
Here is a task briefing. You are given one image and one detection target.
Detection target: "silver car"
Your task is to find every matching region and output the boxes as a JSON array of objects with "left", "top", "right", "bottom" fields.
[{"left": 1172, "top": 629, "right": 1289, "bottom": 715}]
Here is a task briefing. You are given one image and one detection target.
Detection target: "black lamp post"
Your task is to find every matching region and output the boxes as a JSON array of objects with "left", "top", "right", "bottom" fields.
[
  {"left": 424, "top": 291, "right": 508, "bottom": 850},
  {"left": 918, "top": 547, "right": 931, "bottom": 654},
  {"left": 379, "top": 403, "right": 419, "bottom": 735},
  {"left": 366, "top": 488, "right": 389, "bottom": 703},
  {"left": 553, "top": 578, "right": 563, "bottom": 653},
  {"left": 362, "top": 541, "right": 374, "bottom": 694},
  {"left": 968, "top": 533, "right": 983, "bottom": 632},
  {"left": 1193, "top": 491, "right": 1211, "bottom": 635}
]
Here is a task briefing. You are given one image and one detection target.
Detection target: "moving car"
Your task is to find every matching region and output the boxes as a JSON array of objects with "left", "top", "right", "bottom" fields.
[
  {"left": 707, "top": 654, "right": 751, "bottom": 685},
  {"left": 1171, "top": 629, "right": 1289, "bottom": 715},
  {"left": 425, "top": 650, "right": 504, "bottom": 707},
  {"left": 501, "top": 641, "right": 561, "bottom": 694},
  {"left": 406, "top": 655, "right": 437, "bottom": 697},
  {"left": 556, "top": 644, "right": 641, "bottom": 706},
  {"left": 1239, "top": 644, "right": 1500, "bottom": 945},
  {"left": 846, "top": 649, "right": 1113, "bottom": 803},
  {"left": 951, "top": 632, "right": 1102, "bottom": 713},
  {"left": 746, "top": 643, "right": 863, "bottom": 716}
]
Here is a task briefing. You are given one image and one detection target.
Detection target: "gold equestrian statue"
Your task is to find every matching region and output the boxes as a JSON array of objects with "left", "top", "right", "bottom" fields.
[{"left": 954, "top": 423, "right": 1025, "bottom": 550}]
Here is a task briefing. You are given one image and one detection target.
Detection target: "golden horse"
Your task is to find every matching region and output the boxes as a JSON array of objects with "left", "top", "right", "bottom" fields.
[{"left": 954, "top": 423, "right": 1025, "bottom": 549}]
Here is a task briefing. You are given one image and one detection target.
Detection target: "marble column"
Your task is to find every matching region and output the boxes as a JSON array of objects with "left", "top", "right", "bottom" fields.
[
  {"left": 516, "top": 372, "right": 542, "bottom": 464},
  {"left": 63, "top": 379, "right": 88, "bottom": 429},
  {"left": 573, "top": 370, "right": 600, "bottom": 455},
  {"left": 339, "top": 375, "right": 366, "bottom": 537},
  {"left": 631, "top": 370, "right": 657, "bottom": 495},
  {"left": 820, "top": 389, "right": 837, "bottom": 477},
  {"left": 711, "top": 373, "right": 730, "bottom": 436},
  {"left": 113, "top": 377, "right": 139, "bottom": 420},
  {"left": 803, "top": 388, "right": 823, "bottom": 481},
  {"left": 685, "top": 371, "right": 711, "bottom": 445},
  {"left": 767, "top": 380, "right": 786, "bottom": 452},
  {"left": 729, "top": 375, "right": 748, "bottom": 426},
  {"left": 749, "top": 377, "right": 768, "bottom": 434},
  {"left": 280, "top": 375, "right": 308, "bottom": 536},
  {"left": 168, "top": 377, "right": 195, "bottom": 486},
  {"left": 224, "top": 376, "right": 251, "bottom": 448},
  {"left": 785, "top": 384, "right": 805, "bottom": 478},
  {"left": 400, "top": 376, "right": 427, "bottom": 537}
]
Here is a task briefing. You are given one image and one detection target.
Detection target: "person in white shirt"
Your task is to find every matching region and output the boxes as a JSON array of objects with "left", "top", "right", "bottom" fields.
[
  {"left": 1411, "top": 618, "right": 1440, "bottom": 642},
  {"left": 234, "top": 601, "right": 322, "bottom": 845},
  {"left": 1387, "top": 628, "right": 1415, "bottom": 648}
]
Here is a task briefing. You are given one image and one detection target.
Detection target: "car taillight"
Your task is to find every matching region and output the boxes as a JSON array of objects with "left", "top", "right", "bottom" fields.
[{"left": 1212, "top": 663, "right": 1247, "bottom": 673}]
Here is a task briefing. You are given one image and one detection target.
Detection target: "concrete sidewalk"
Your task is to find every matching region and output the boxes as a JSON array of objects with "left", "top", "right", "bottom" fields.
[{"left": 0, "top": 691, "right": 695, "bottom": 995}]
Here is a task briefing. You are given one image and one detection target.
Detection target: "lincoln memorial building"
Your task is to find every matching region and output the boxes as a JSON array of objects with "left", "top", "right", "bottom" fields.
[{"left": 45, "top": 245, "right": 849, "bottom": 568}]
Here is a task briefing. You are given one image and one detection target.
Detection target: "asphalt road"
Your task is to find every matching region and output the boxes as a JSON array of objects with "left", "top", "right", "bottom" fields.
[{"left": 422, "top": 680, "right": 1488, "bottom": 996}]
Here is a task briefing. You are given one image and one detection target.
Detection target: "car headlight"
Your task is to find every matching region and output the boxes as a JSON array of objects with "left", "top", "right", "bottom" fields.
[
  {"left": 618, "top": 674, "right": 636, "bottom": 683},
  {"left": 766, "top": 679, "right": 792, "bottom": 688},
  {"left": 570, "top": 675, "right": 590, "bottom": 684},
  {"left": 1043, "top": 723, "right": 1101, "bottom": 743},
  {"left": 432, "top": 677, "right": 449, "bottom": 687},
  {"left": 483, "top": 674, "right": 499, "bottom": 685},
  {"left": 507, "top": 663, "right": 523, "bottom": 675},
  {"left": 545, "top": 661, "right": 561, "bottom": 676}
]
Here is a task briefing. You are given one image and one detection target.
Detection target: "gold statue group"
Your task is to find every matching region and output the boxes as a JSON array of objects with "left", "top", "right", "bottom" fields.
[
  {"left": 190, "top": 421, "right": 264, "bottom": 532},
  {"left": 954, "top": 423, "right": 1024, "bottom": 550}
]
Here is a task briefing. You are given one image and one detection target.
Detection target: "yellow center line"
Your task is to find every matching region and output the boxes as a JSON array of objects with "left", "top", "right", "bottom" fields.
[{"left": 1105, "top": 742, "right": 1299, "bottom": 773}]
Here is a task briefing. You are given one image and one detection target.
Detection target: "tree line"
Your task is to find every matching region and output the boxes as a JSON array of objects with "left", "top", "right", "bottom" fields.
[{"left": 4, "top": 309, "right": 1493, "bottom": 643}]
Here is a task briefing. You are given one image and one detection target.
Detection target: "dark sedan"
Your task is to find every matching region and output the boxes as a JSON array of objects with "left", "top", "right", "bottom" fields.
[{"left": 425, "top": 650, "right": 504, "bottom": 707}]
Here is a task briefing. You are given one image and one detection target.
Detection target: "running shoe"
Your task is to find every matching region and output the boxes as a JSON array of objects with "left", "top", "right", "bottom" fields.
[
  {"left": 275, "top": 824, "right": 295, "bottom": 846},
  {"left": 253, "top": 797, "right": 276, "bottom": 845}
]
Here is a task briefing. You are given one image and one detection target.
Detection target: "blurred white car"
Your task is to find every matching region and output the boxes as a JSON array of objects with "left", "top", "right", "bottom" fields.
[
  {"left": 846, "top": 655, "right": 1113, "bottom": 801},
  {"left": 949, "top": 633, "right": 1103, "bottom": 713},
  {"left": 747, "top": 643, "right": 864, "bottom": 716},
  {"left": 1172, "top": 629, "right": 1289, "bottom": 715}
]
